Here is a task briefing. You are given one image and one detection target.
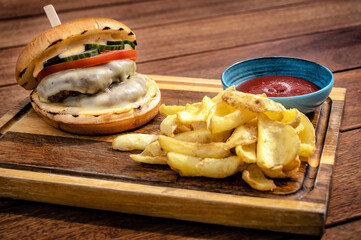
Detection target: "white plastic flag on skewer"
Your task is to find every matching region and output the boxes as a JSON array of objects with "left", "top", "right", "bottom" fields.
[{"left": 43, "top": 4, "right": 61, "bottom": 27}]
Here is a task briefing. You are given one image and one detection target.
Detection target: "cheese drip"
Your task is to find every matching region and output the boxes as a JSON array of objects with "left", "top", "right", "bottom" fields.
[
  {"left": 36, "top": 59, "right": 148, "bottom": 109},
  {"left": 64, "top": 74, "right": 147, "bottom": 109}
]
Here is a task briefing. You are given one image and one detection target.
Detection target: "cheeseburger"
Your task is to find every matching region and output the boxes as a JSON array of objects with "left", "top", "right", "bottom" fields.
[{"left": 15, "top": 18, "right": 161, "bottom": 135}]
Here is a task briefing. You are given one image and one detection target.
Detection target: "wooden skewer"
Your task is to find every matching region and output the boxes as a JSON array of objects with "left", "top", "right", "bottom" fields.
[{"left": 43, "top": 4, "right": 61, "bottom": 27}]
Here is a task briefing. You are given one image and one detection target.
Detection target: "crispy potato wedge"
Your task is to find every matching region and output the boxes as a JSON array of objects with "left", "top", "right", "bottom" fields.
[
  {"left": 177, "top": 96, "right": 215, "bottom": 125},
  {"left": 210, "top": 130, "right": 233, "bottom": 142},
  {"left": 222, "top": 87, "right": 285, "bottom": 113},
  {"left": 242, "top": 164, "right": 276, "bottom": 191},
  {"left": 159, "top": 104, "right": 186, "bottom": 117},
  {"left": 226, "top": 120, "right": 257, "bottom": 149},
  {"left": 141, "top": 140, "right": 166, "bottom": 157},
  {"left": 173, "top": 128, "right": 212, "bottom": 143},
  {"left": 257, "top": 113, "right": 300, "bottom": 169},
  {"left": 160, "top": 114, "right": 179, "bottom": 137},
  {"left": 130, "top": 141, "right": 167, "bottom": 165},
  {"left": 191, "top": 121, "right": 207, "bottom": 130},
  {"left": 280, "top": 108, "right": 301, "bottom": 127},
  {"left": 207, "top": 101, "right": 256, "bottom": 134},
  {"left": 261, "top": 165, "right": 287, "bottom": 179},
  {"left": 298, "top": 112, "right": 316, "bottom": 157},
  {"left": 113, "top": 134, "right": 158, "bottom": 151},
  {"left": 262, "top": 156, "right": 301, "bottom": 178},
  {"left": 167, "top": 152, "right": 241, "bottom": 178},
  {"left": 235, "top": 143, "right": 257, "bottom": 163},
  {"left": 158, "top": 135, "right": 230, "bottom": 158}
]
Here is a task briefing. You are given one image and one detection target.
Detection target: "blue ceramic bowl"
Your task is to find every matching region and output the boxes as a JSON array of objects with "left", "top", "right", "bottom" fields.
[{"left": 221, "top": 57, "right": 334, "bottom": 113}]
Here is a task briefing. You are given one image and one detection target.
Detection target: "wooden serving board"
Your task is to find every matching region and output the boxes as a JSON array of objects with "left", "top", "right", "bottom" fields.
[{"left": 0, "top": 75, "right": 346, "bottom": 235}]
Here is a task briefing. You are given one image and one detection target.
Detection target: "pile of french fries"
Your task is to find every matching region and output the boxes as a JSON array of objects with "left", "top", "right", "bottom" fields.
[{"left": 113, "top": 87, "right": 316, "bottom": 191}]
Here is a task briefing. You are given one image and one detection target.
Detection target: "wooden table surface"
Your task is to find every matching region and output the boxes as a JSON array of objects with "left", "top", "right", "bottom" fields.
[{"left": 0, "top": 0, "right": 360, "bottom": 239}]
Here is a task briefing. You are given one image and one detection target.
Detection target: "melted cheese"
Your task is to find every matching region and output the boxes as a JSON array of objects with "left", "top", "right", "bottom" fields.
[
  {"left": 64, "top": 75, "right": 147, "bottom": 109},
  {"left": 37, "top": 59, "right": 136, "bottom": 101},
  {"left": 36, "top": 59, "right": 148, "bottom": 111}
]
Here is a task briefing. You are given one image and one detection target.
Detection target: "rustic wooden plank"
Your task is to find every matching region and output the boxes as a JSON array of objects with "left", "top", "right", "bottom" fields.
[
  {"left": 326, "top": 128, "right": 361, "bottom": 225},
  {"left": 0, "top": 167, "right": 326, "bottom": 235},
  {"left": 0, "top": 85, "right": 28, "bottom": 117},
  {"left": 333, "top": 69, "right": 361, "bottom": 131},
  {"left": 0, "top": 0, "right": 144, "bottom": 20},
  {"left": 323, "top": 219, "right": 361, "bottom": 240},
  {"left": 0, "top": 0, "right": 313, "bottom": 49},
  {"left": 0, "top": 200, "right": 322, "bottom": 240},
  {"left": 138, "top": 25, "right": 361, "bottom": 78},
  {"left": 136, "top": 0, "right": 361, "bottom": 63}
]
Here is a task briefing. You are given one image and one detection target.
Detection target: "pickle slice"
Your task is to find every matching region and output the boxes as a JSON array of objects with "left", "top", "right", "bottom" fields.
[
  {"left": 84, "top": 44, "right": 124, "bottom": 51},
  {"left": 62, "top": 49, "right": 100, "bottom": 61},
  {"left": 43, "top": 49, "right": 100, "bottom": 68},
  {"left": 43, "top": 55, "right": 65, "bottom": 68},
  {"left": 107, "top": 40, "right": 135, "bottom": 49}
]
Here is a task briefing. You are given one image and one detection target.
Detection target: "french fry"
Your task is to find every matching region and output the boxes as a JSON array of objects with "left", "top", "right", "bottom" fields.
[
  {"left": 177, "top": 96, "right": 215, "bottom": 125},
  {"left": 235, "top": 143, "right": 257, "bottom": 163},
  {"left": 160, "top": 114, "right": 178, "bottom": 137},
  {"left": 173, "top": 128, "right": 212, "bottom": 143},
  {"left": 112, "top": 134, "right": 158, "bottom": 151},
  {"left": 158, "top": 135, "right": 230, "bottom": 158},
  {"left": 167, "top": 152, "right": 242, "bottom": 178},
  {"left": 298, "top": 112, "right": 316, "bottom": 157},
  {"left": 159, "top": 104, "right": 186, "bottom": 117},
  {"left": 210, "top": 130, "right": 232, "bottom": 142},
  {"left": 280, "top": 108, "right": 301, "bottom": 127},
  {"left": 257, "top": 113, "right": 300, "bottom": 169},
  {"left": 226, "top": 120, "right": 257, "bottom": 149},
  {"left": 207, "top": 101, "right": 256, "bottom": 134},
  {"left": 222, "top": 87, "right": 285, "bottom": 114},
  {"left": 141, "top": 141, "right": 166, "bottom": 157},
  {"left": 130, "top": 141, "right": 167, "bottom": 165},
  {"left": 242, "top": 164, "right": 276, "bottom": 191}
]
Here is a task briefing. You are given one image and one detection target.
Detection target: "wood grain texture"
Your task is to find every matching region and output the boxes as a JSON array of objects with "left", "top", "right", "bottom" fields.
[
  {"left": 0, "top": 0, "right": 143, "bottom": 19},
  {"left": 0, "top": 85, "right": 29, "bottom": 117},
  {"left": 0, "top": 167, "right": 325, "bottom": 235},
  {"left": 326, "top": 128, "right": 361, "bottom": 225},
  {"left": 0, "top": 200, "right": 322, "bottom": 240},
  {"left": 333, "top": 69, "right": 361, "bottom": 131},
  {"left": 0, "top": 0, "right": 313, "bottom": 49},
  {"left": 0, "top": 0, "right": 309, "bottom": 20},
  {"left": 323, "top": 219, "right": 361, "bottom": 240},
  {"left": 138, "top": 25, "right": 361, "bottom": 78}
]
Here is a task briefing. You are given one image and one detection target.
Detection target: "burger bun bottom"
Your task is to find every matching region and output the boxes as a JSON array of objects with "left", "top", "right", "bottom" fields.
[{"left": 29, "top": 79, "right": 161, "bottom": 135}]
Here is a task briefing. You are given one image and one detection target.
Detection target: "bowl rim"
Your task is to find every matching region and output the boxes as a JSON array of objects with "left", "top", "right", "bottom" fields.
[{"left": 221, "top": 56, "right": 334, "bottom": 100}]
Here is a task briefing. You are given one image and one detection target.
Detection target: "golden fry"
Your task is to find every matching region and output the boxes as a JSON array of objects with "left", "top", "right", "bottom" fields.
[
  {"left": 242, "top": 164, "right": 276, "bottom": 191},
  {"left": 167, "top": 152, "right": 241, "bottom": 178},
  {"left": 113, "top": 134, "right": 158, "bottom": 151},
  {"left": 158, "top": 135, "right": 230, "bottom": 158}
]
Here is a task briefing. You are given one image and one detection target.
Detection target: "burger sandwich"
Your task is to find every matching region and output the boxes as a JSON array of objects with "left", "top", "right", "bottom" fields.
[{"left": 15, "top": 18, "right": 161, "bottom": 135}]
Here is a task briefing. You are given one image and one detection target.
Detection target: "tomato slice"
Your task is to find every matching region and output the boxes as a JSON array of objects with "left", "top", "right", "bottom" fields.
[{"left": 37, "top": 50, "right": 137, "bottom": 82}]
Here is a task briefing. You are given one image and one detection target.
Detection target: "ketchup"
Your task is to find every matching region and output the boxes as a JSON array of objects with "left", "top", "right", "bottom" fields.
[{"left": 235, "top": 75, "right": 320, "bottom": 97}]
